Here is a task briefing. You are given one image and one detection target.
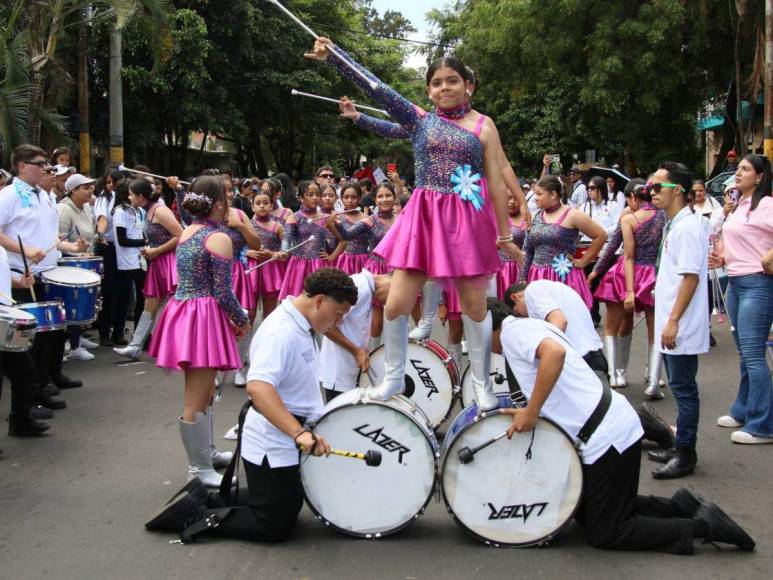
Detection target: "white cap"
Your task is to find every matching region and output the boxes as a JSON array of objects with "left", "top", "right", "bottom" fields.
[
  {"left": 65, "top": 173, "right": 96, "bottom": 192},
  {"left": 53, "top": 164, "right": 76, "bottom": 176}
]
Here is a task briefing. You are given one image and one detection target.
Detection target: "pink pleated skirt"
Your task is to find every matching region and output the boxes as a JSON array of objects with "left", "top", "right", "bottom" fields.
[
  {"left": 143, "top": 251, "right": 177, "bottom": 298},
  {"left": 247, "top": 258, "right": 286, "bottom": 297},
  {"left": 279, "top": 256, "right": 325, "bottom": 299},
  {"left": 594, "top": 259, "right": 656, "bottom": 311},
  {"left": 444, "top": 284, "right": 462, "bottom": 321},
  {"left": 232, "top": 260, "right": 256, "bottom": 311},
  {"left": 374, "top": 185, "right": 500, "bottom": 279},
  {"left": 527, "top": 264, "right": 593, "bottom": 309},
  {"left": 148, "top": 296, "right": 241, "bottom": 371},
  {"left": 336, "top": 252, "right": 369, "bottom": 276},
  {"left": 364, "top": 256, "right": 392, "bottom": 276},
  {"left": 496, "top": 261, "right": 521, "bottom": 301}
]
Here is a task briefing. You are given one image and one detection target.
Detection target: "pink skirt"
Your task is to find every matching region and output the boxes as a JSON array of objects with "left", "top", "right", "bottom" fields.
[
  {"left": 279, "top": 256, "right": 325, "bottom": 299},
  {"left": 148, "top": 296, "right": 241, "bottom": 371},
  {"left": 444, "top": 284, "right": 462, "bottom": 321},
  {"left": 364, "top": 256, "right": 392, "bottom": 276},
  {"left": 496, "top": 261, "right": 521, "bottom": 301},
  {"left": 232, "top": 261, "right": 256, "bottom": 311},
  {"left": 336, "top": 252, "right": 369, "bottom": 275},
  {"left": 594, "top": 258, "right": 656, "bottom": 311},
  {"left": 143, "top": 251, "right": 177, "bottom": 298},
  {"left": 527, "top": 264, "right": 593, "bottom": 309},
  {"left": 374, "top": 185, "right": 500, "bottom": 279},
  {"left": 247, "top": 258, "right": 286, "bottom": 297}
]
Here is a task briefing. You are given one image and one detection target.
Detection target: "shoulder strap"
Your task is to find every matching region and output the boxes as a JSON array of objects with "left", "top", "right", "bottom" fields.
[
  {"left": 473, "top": 114, "right": 487, "bottom": 137},
  {"left": 218, "top": 400, "right": 252, "bottom": 505},
  {"left": 556, "top": 207, "right": 572, "bottom": 225}
]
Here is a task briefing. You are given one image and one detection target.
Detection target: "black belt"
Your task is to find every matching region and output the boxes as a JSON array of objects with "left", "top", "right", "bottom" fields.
[{"left": 504, "top": 359, "right": 612, "bottom": 446}]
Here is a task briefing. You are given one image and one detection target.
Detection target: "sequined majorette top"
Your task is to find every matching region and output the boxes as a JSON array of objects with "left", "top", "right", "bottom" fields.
[
  {"left": 522, "top": 208, "right": 579, "bottom": 274},
  {"left": 174, "top": 223, "right": 248, "bottom": 326},
  {"left": 593, "top": 210, "right": 666, "bottom": 276},
  {"left": 329, "top": 48, "right": 485, "bottom": 198},
  {"left": 498, "top": 219, "right": 527, "bottom": 262},
  {"left": 145, "top": 204, "right": 175, "bottom": 249},
  {"left": 283, "top": 210, "right": 335, "bottom": 260},
  {"left": 367, "top": 214, "right": 393, "bottom": 264},
  {"left": 252, "top": 216, "right": 282, "bottom": 252},
  {"left": 272, "top": 207, "right": 293, "bottom": 225},
  {"left": 338, "top": 216, "right": 372, "bottom": 255}
]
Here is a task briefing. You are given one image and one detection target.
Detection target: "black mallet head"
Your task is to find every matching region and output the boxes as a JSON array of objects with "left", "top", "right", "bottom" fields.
[
  {"left": 457, "top": 446, "right": 474, "bottom": 464},
  {"left": 365, "top": 449, "right": 382, "bottom": 467}
]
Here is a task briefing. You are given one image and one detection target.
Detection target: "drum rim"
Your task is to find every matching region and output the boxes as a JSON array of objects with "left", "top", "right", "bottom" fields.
[
  {"left": 0, "top": 305, "right": 39, "bottom": 322},
  {"left": 358, "top": 341, "right": 459, "bottom": 429},
  {"left": 439, "top": 409, "right": 584, "bottom": 548},
  {"left": 42, "top": 266, "right": 101, "bottom": 286},
  {"left": 419, "top": 338, "right": 461, "bottom": 385},
  {"left": 300, "top": 393, "right": 438, "bottom": 539},
  {"left": 58, "top": 256, "right": 103, "bottom": 262}
]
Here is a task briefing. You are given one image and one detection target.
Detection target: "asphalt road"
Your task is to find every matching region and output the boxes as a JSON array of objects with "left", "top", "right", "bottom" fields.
[{"left": 1, "top": 318, "right": 771, "bottom": 580}]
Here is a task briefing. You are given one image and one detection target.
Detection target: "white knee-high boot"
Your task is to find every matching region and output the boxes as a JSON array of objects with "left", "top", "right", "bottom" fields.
[
  {"left": 603, "top": 335, "right": 619, "bottom": 387},
  {"left": 179, "top": 412, "right": 223, "bottom": 487},
  {"left": 408, "top": 281, "right": 441, "bottom": 341},
  {"left": 114, "top": 311, "right": 154, "bottom": 360},
  {"left": 462, "top": 312, "right": 499, "bottom": 412},
  {"left": 644, "top": 346, "right": 666, "bottom": 400},
  {"left": 616, "top": 334, "right": 632, "bottom": 387},
  {"left": 366, "top": 315, "right": 409, "bottom": 401}
]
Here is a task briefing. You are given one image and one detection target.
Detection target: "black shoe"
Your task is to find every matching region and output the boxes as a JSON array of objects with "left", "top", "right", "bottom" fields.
[
  {"left": 648, "top": 448, "right": 676, "bottom": 464},
  {"left": 53, "top": 374, "right": 82, "bottom": 389},
  {"left": 672, "top": 485, "right": 707, "bottom": 518},
  {"left": 638, "top": 403, "right": 675, "bottom": 449},
  {"left": 29, "top": 405, "right": 53, "bottom": 420},
  {"left": 9, "top": 418, "right": 50, "bottom": 437},
  {"left": 652, "top": 447, "right": 696, "bottom": 479},
  {"left": 164, "top": 478, "right": 209, "bottom": 507},
  {"left": 710, "top": 333, "right": 717, "bottom": 347},
  {"left": 696, "top": 502, "right": 755, "bottom": 551},
  {"left": 99, "top": 336, "right": 114, "bottom": 347},
  {"left": 42, "top": 383, "right": 61, "bottom": 397},
  {"left": 145, "top": 491, "right": 206, "bottom": 532},
  {"left": 36, "top": 394, "right": 67, "bottom": 410}
]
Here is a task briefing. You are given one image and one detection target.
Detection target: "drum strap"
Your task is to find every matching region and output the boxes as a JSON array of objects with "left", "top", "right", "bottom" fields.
[{"left": 503, "top": 362, "right": 613, "bottom": 446}]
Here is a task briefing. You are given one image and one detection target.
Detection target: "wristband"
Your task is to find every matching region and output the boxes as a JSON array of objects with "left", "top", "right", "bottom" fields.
[{"left": 497, "top": 235, "right": 514, "bottom": 243}]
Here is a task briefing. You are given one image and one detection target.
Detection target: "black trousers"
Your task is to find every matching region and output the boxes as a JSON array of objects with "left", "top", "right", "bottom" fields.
[
  {"left": 0, "top": 350, "right": 37, "bottom": 423},
  {"left": 208, "top": 456, "right": 304, "bottom": 542},
  {"left": 13, "top": 282, "right": 66, "bottom": 389},
  {"left": 113, "top": 268, "right": 145, "bottom": 334},
  {"left": 583, "top": 349, "right": 608, "bottom": 376},
  {"left": 95, "top": 242, "right": 118, "bottom": 339},
  {"left": 577, "top": 439, "right": 694, "bottom": 554}
]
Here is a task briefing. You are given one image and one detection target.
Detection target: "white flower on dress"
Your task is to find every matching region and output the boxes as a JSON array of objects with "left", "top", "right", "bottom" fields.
[
  {"left": 451, "top": 164, "right": 484, "bottom": 211},
  {"left": 551, "top": 253, "right": 573, "bottom": 281}
]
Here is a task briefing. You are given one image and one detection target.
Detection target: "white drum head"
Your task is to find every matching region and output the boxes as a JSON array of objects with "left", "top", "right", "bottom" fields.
[
  {"left": 42, "top": 266, "right": 100, "bottom": 286},
  {"left": 301, "top": 390, "right": 437, "bottom": 538},
  {"left": 0, "top": 305, "right": 37, "bottom": 323},
  {"left": 361, "top": 341, "right": 455, "bottom": 428},
  {"left": 460, "top": 353, "right": 508, "bottom": 408},
  {"left": 442, "top": 413, "right": 583, "bottom": 547}
]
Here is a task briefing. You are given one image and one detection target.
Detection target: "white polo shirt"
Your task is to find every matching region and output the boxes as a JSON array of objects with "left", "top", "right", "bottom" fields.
[
  {"left": 501, "top": 317, "right": 643, "bottom": 464},
  {"left": 242, "top": 298, "right": 324, "bottom": 468},
  {"left": 524, "top": 279, "right": 602, "bottom": 356},
  {"left": 0, "top": 181, "right": 61, "bottom": 274},
  {"left": 319, "top": 270, "right": 374, "bottom": 392},
  {"left": 112, "top": 206, "right": 144, "bottom": 271},
  {"left": 654, "top": 207, "right": 710, "bottom": 355},
  {"left": 93, "top": 192, "right": 116, "bottom": 243}
]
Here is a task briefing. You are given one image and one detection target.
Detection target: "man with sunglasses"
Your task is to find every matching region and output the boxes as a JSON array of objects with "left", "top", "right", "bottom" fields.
[
  {"left": 649, "top": 162, "right": 711, "bottom": 480},
  {"left": 315, "top": 166, "right": 343, "bottom": 211}
]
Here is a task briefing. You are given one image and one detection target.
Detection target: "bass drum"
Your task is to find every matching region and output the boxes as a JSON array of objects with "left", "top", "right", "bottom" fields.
[
  {"left": 441, "top": 396, "right": 584, "bottom": 547},
  {"left": 359, "top": 339, "right": 458, "bottom": 429},
  {"left": 459, "top": 352, "right": 509, "bottom": 408},
  {"left": 301, "top": 389, "right": 438, "bottom": 539}
]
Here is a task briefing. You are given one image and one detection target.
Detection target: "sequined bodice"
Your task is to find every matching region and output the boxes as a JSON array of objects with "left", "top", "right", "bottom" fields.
[
  {"left": 339, "top": 217, "right": 371, "bottom": 255},
  {"left": 527, "top": 210, "right": 578, "bottom": 266},
  {"left": 284, "top": 210, "right": 333, "bottom": 260},
  {"left": 225, "top": 221, "right": 247, "bottom": 256},
  {"left": 253, "top": 218, "right": 281, "bottom": 252},
  {"left": 633, "top": 211, "right": 666, "bottom": 265},
  {"left": 498, "top": 220, "right": 527, "bottom": 262},
  {"left": 145, "top": 214, "right": 174, "bottom": 248}
]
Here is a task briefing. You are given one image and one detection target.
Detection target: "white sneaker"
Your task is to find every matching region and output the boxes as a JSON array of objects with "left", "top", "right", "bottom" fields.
[
  {"left": 717, "top": 415, "right": 743, "bottom": 428},
  {"left": 224, "top": 424, "right": 239, "bottom": 441},
  {"left": 68, "top": 347, "right": 95, "bottom": 361},
  {"left": 79, "top": 336, "right": 98, "bottom": 349},
  {"left": 234, "top": 368, "right": 247, "bottom": 387},
  {"left": 731, "top": 430, "right": 773, "bottom": 444}
]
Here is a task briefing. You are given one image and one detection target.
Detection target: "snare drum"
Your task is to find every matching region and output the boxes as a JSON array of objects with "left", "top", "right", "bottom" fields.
[
  {"left": 0, "top": 305, "right": 38, "bottom": 351},
  {"left": 301, "top": 389, "right": 438, "bottom": 538},
  {"left": 460, "top": 352, "right": 509, "bottom": 408},
  {"left": 359, "top": 339, "right": 459, "bottom": 429},
  {"left": 41, "top": 266, "right": 101, "bottom": 325},
  {"left": 16, "top": 301, "right": 67, "bottom": 332},
  {"left": 58, "top": 255, "right": 104, "bottom": 277},
  {"left": 441, "top": 396, "right": 584, "bottom": 547}
]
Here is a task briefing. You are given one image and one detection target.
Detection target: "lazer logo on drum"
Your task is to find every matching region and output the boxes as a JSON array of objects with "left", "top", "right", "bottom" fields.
[
  {"left": 409, "top": 359, "right": 439, "bottom": 399},
  {"left": 353, "top": 424, "right": 410, "bottom": 464},
  {"left": 487, "top": 502, "right": 549, "bottom": 522}
]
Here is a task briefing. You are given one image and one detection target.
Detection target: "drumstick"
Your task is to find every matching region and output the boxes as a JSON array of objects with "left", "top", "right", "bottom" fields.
[
  {"left": 457, "top": 430, "right": 509, "bottom": 465},
  {"left": 0, "top": 289, "right": 16, "bottom": 304},
  {"left": 328, "top": 448, "right": 382, "bottom": 467},
  {"left": 290, "top": 89, "right": 389, "bottom": 116},
  {"left": 43, "top": 229, "right": 75, "bottom": 255},
  {"left": 244, "top": 236, "right": 315, "bottom": 274},
  {"left": 118, "top": 164, "right": 191, "bottom": 186},
  {"left": 263, "top": 0, "right": 378, "bottom": 90},
  {"left": 17, "top": 235, "right": 36, "bottom": 302}
]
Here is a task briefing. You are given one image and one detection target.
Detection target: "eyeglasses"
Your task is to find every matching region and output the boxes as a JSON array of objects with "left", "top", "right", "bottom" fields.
[
  {"left": 646, "top": 182, "right": 680, "bottom": 193},
  {"left": 587, "top": 185, "right": 598, "bottom": 191},
  {"left": 25, "top": 160, "right": 51, "bottom": 168},
  {"left": 318, "top": 173, "right": 335, "bottom": 179}
]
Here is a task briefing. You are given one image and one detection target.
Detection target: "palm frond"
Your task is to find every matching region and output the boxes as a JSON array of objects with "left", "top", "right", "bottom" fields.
[{"left": 0, "top": 83, "right": 31, "bottom": 162}]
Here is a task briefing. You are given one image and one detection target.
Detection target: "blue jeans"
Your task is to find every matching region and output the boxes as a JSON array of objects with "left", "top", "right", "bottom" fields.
[
  {"left": 726, "top": 273, "right": 773, "bottom": 437},
  {"left": 663, "top": 354, "right": 700, "bottom": 448}
]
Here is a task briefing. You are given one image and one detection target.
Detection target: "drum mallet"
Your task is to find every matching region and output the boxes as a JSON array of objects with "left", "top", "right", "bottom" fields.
[
  {"left": 330, "top": 448, "right": 382, "bottom": 467},
  {"left": 457, "top": 431, "right": 509, "bottom": 465}
]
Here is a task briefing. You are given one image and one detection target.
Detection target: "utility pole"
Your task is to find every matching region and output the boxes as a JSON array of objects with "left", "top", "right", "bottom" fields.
[
  {"left": 109, "top": 26, "right": 123, "bottom": 164},
  {"left": 765, "top": 0, "right": 773, "bottom": 163},
  {"left": 78, "top": 7, "right": 90, "bottom": 174}
]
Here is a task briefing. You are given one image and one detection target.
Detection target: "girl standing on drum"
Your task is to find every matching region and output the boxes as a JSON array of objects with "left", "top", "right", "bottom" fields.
[
  {"left": 246, "top": 190, "right": 287, "bottom": 319},
  {"left": 94, "top": 169, "right": 125, "bottom": 346},
  {"left": 306, "top": 38, "right": 521, "bottom": 410},
  {"left": 278, "top": 181, "right": 345, "bottom": 300},
  {"left": 365, "top": 182, "right": 396, "bottom": 348},
  {"left": 114, "top": 179, "right": 183, "bottom": 361},
  {"left": 589, "top": 180, "right": 665, "bottom": 393},
  {"left": 331, "top": 184, "right": 373, "bottom": 275},
  {"left": 521, "top": 175, "right": 606, "bottom": 309},
  {"left": 148, "top": 176, "right": 250, "bottom": 487},
  {"left": 496, "top": 190, "right": 527, "bottom": 300}
]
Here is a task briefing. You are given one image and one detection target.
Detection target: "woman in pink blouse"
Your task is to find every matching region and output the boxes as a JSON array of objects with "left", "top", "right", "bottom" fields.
[{"left": 710, "top": 154, "right": 773, "bottom": 444}]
